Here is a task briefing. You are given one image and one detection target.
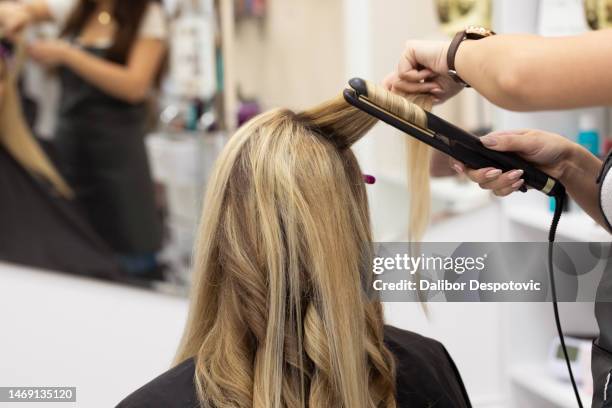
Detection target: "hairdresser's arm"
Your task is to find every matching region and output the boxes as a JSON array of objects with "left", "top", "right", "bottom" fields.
[
  {"left": 28, "top": 38, "right": 166, "bottom": 104},
  {"left": 456, "top": 30, "right": 612, "bottom": 110},
  {"left": 451, "top": 130, "right": 608, "bottom": 230},
  {"left": 395, "top": 30, "right": 612, "bottom": 111}
]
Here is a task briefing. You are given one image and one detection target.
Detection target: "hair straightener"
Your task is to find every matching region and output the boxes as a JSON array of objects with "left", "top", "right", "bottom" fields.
[
  {"left": 344, "top": 78, "right": 584, "bottom": 408},
  {"left": 343, "top": 77, "right": 564, "bottom": 197}
]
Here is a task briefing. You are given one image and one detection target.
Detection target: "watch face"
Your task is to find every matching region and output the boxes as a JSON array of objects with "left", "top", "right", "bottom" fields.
[{"left": 465, "top": 25, "right": 494, "bottom": 37}]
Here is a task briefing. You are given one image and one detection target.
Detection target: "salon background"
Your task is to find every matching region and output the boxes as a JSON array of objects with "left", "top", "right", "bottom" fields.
[{"left": 0, "top": 0, "right": 610, "bottom": 407}]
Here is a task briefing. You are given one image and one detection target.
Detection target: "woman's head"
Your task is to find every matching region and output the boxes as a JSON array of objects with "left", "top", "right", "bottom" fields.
[
  {"left": 62, "top": 0, "right": 162, "bottom": 64},
  {"left": 176, "top": 96, "right": 398, "bottom": 407}
]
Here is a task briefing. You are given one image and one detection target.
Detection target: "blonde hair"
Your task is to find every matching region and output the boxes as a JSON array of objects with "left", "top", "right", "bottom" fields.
[
  {"left": 0, "top": 42, "right": 72, "bottom": 198},
  {"left": 176, "top": 91, "right": 432, "bottom": 407},
  {"left": 361, "top": 81, "right": 433, "bottom": 241}
]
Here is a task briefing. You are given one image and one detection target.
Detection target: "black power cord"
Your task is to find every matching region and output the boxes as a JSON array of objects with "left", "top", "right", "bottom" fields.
[{"left": 549, "top": 190, "right": 583, "bottom": 408}]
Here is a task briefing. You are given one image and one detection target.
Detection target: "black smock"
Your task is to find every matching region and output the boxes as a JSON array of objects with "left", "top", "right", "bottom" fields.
[
  {"left": 116, "top": 326, "right": 472, "bottom": 408},
  {"left": 54, "top": 45, "right": 162, "bottom": 255},
  {"left": 0, "top": 145, "right": 121, "bottom": 279}
]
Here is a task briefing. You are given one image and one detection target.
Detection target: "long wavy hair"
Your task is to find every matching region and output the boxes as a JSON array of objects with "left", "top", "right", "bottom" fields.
[
  {"left": 0, "top": 41, "right": 72, "bottom": 198},
  {"left": 175, "top": 92, "right": 431, "bottom": 407}
]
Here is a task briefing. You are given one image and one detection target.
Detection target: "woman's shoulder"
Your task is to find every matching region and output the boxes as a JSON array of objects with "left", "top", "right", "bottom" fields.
[
  {"left": 383, "top": 325, "right": 472, "bottom": 408},
  {"left": 47, "top": 0, "right": 78, "bottom": 26},
  {"left": 115, "top": 358, "right": 199, "bottom": 408},
  {"left": 139, "top": 2, "right": 169, "bottom": 41}
]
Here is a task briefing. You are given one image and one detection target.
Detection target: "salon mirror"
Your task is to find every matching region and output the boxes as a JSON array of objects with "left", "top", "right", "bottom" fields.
[
  {"left": 435, "top": 0, "right": 492, "bottom": 35},
  {"left": 1, "top": 0, "right": 495, "bottom": 296},
  {"left": 584, "top": 0, "right": 612, "bottom": 29},
  {"left": 0, "top": 0, "right": 228, "bottom": 296}
]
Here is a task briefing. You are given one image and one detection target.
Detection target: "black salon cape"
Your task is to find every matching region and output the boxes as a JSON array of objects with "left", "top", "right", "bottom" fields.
[
  {"left": 117, "top": 326, "right": 471, "bottom": 408},
  {"left": 0, "top": 146, "right": 121, "bottom": 279}
]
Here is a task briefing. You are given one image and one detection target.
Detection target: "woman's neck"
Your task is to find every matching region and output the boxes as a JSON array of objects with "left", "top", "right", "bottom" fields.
[{"left": 94, "top": 0, "right": 115, "bottom": 11}]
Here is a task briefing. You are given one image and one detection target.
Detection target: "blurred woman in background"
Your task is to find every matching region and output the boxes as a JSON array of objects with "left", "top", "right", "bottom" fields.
[{"left": 0, "top": 0, "right": 167, "bottom": 277}]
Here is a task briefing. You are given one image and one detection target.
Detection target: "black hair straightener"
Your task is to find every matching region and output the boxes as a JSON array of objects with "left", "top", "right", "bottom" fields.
[
  {"left": 343, "top": 77, "right": 565, "bottom": 198},
  {"left": 344, "top": 78, "right": 584, "bottom": 408}
]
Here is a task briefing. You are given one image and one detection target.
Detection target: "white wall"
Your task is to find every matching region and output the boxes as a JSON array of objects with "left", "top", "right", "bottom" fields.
[
  {"left": 233, "top": 0, "right": 346, "bottom": 111},
  {"left": 0, "top": 262, "right": 187, "bottom": 408}
]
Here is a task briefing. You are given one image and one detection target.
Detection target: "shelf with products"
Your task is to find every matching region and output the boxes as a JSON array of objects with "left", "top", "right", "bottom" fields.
[
  {"left": 509, "top": 363, "right": 592, "bottom": 408},
  {"left": 163, "top": 0, "right": 235, "bottom": 131},
  {"left": 503, "top": 201, "right": 610, "bottom": 242}
]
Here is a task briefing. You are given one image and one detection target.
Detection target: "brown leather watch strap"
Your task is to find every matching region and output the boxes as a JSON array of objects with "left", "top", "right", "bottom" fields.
[
  {"left": 447, "top": 26, "right": 495, "bottom": 88},
  {"left": 447, "top": 31, "right": 466, "bottom": 75}
]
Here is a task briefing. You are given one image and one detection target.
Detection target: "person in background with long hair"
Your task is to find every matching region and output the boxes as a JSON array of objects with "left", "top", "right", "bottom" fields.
[
  {"left": 116, "top": 95, "right": 471, "bottom": 408},
  {"left": 0, "top": 0, "right": 167, "bottom": 277}
]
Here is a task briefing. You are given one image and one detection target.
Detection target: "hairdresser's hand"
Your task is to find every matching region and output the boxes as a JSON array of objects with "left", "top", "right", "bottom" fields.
[
  {"left": 392, "top": 40, "right": 462, "bottom": 104},
  {"left": 28, "top": 40, "right": 70, "bottom": 68},
  {"left": 451, "top": 130, "right": 575, "bottom": 197},
  {"left": 0, "top": 3, "right": 31, "bottom": 37}
]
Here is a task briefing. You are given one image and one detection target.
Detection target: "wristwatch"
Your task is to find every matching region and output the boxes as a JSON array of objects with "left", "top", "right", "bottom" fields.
[{"left": 447, "top": 26, "right": 496, "bottom": 88}]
